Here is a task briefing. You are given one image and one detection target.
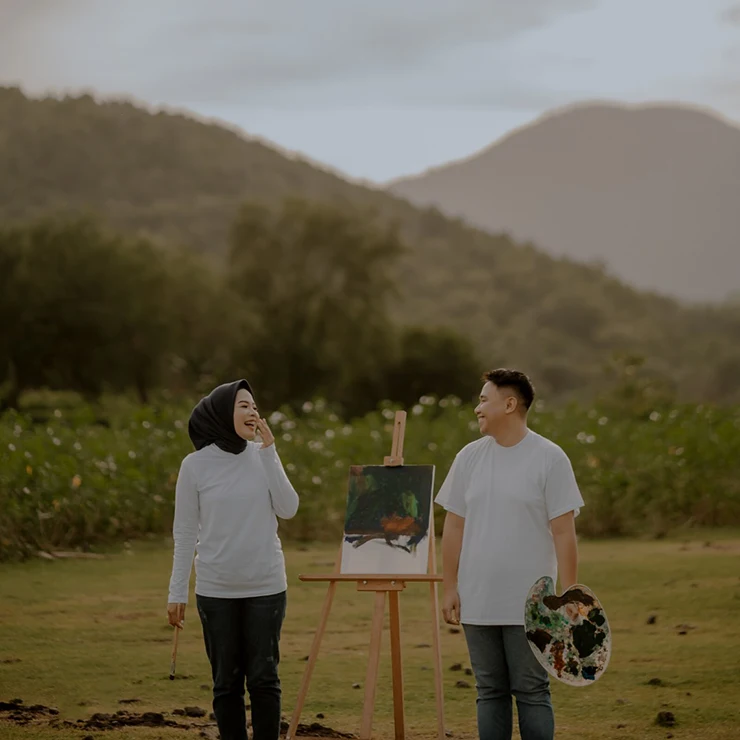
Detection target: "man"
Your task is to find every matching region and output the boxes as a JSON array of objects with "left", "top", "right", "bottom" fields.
[{"left": 436, "top": 369, "right": 584, "bottom": 740}]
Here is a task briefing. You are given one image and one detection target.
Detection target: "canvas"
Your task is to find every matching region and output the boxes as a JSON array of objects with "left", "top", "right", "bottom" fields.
[{"left": 340, "top": 464, "right": 435, "bottom": 575}]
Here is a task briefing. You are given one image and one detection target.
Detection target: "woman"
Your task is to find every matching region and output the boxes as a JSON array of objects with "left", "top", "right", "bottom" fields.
[{"left": 167, "top": 379, "right": 299, "bottom": 740}]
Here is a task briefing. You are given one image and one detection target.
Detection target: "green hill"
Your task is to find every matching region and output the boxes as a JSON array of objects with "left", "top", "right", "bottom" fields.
[{"left": 2, "top": 86, "right": 739, "bottom": 400}]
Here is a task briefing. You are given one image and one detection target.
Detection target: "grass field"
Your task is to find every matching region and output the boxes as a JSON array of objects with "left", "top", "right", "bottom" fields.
[{"left": 1, "top": 532, "right": 740, "bottom": 739}]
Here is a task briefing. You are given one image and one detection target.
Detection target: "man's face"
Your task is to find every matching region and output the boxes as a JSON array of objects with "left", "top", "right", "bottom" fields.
[{"left": 474, "top": 381, "right": 516, "bottom": 436}]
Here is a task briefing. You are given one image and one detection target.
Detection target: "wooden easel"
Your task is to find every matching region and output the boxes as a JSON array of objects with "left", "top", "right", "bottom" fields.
[{"left": 287, "top": 411, "right": 445, "bottom": 740}]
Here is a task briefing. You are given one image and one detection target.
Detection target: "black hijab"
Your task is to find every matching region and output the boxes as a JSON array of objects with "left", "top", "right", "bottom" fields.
[{"left": 188, "top": 379, "right": 255, "bottom": 454}]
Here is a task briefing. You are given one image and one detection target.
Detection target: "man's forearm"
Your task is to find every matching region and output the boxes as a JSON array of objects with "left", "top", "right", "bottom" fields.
[
  {"left": 554, "top": 532, "right": 578, "bottom": 590},
  {"left": 442, "top": 512, "right": 464, "bottom": 591},
  {"left": 551, "top": 511, "right": 578, "bottom": 591}
]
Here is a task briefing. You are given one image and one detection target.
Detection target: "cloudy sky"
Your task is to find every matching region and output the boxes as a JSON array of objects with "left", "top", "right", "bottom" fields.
[{"left": 2, "top": 0, "right": 740, "bottom": 181}]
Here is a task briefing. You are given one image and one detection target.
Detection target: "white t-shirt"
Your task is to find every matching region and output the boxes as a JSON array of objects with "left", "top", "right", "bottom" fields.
[
  {"left": 435, "top": 430, "right": 584, "bottom": 625},
  {"left": 167, "top": 442, "right": 299, "bottom": 604}
]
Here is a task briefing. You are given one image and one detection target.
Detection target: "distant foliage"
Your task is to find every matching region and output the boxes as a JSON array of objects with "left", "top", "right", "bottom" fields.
[
  {"left": 1, "top": 387, "right": 738, "bottom": 561},
  {"left": 2, "top": 87, "right": 740, "bottom": 403},
  {"left": 0, "top": 207, "right": 481, "bottom": 416},
  {"left": 227, "top": 198, "right": 405, "bottom": 415},
  {"left": 0, "top": 216, "right": 249, "bottom": 408}
]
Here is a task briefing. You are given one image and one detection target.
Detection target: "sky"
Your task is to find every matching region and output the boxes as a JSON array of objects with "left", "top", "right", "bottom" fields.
[{"left": 2, "top": 0, "right": 740, "bottom": 182}]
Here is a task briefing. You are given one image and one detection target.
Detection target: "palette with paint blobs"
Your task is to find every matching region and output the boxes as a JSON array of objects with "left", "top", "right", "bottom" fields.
[{"left": 524, "top": 576, "right": 611, "bottom": 686}]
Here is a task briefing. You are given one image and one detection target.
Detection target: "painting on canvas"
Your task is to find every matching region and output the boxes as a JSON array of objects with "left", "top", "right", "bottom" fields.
[{"left": 340, "top": 464, "right": 435, "bottom": 575}]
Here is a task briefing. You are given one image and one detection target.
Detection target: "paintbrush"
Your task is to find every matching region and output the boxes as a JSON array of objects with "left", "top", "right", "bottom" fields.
[{"left": 169, "top": 624, "right": 180, "bottom": 680}]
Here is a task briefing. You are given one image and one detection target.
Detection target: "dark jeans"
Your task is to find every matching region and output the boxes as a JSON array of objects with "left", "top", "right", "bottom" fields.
[
  {"left": 196, "top": 591, "right": 287, "bottom": 740},
  {"left": 463, "top": 624, "right": 554, "bottom": 740}
]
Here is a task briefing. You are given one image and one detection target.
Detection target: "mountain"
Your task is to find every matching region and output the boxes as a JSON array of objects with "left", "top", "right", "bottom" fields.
[
  {"left": 1, "top": 86, "right": 739, "bottom": 400},
  {"left": 389, "top": 102, "right": 740, "bottom": 303}
]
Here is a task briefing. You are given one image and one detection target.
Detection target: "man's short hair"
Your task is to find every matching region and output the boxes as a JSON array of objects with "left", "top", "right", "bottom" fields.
[{"left": 482, "top": 368, "right": 535, "bottom": 411}]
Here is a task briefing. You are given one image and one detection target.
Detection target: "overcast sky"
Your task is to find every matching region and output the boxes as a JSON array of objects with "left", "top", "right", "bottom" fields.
[{"left": 2, "top": 0, "right": 740, "bottom": 181}]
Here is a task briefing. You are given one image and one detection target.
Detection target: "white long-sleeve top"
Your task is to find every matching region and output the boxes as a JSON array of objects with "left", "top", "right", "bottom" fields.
[{"left": 167, "top": 441, "right": 299, "bottom": 604}]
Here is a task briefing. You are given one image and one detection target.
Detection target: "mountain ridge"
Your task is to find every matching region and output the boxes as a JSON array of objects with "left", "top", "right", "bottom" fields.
[
  {"left": 389, "top": 100, "right": 740, "bottom": 302},
  {"left": 1, "top": 86, "right": 739, "bottom": 400},
  {"left": 388, "top": 100, "right": 740, "bottom": 183}
]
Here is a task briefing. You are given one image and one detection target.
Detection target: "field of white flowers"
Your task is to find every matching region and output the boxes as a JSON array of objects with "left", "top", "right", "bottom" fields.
[{"left": 2, "top": 393, "right": 739, "bottom": 560}]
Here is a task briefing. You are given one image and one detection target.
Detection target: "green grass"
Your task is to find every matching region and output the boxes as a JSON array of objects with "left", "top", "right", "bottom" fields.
[{"left": 1, "top": 533, "right": 740, "bottom": 739}]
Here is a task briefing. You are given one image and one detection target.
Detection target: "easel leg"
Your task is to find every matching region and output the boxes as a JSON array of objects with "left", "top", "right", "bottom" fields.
[
  {"left": 388, "top": 590, "right": 405, "bottom": 740},
  {"left": 359, "top": 590, "right": 386, "bottom": 740},
  {"left": 286, "top": 580, "right": 338, "bottom": 740},
  {"left": 428, "top": 520, "right": 446, "bottom": 740},
  {"left": 429, "top": 579, "right": 445, "bottom": 740}
]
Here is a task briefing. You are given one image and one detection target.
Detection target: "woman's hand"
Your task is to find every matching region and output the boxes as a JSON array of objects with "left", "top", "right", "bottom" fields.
[
  {"left": 257, "top": 418, "right": 275, "bottom": 449},
  {"left": 167, "top": 602, "right": 186, "bottom": 629}
]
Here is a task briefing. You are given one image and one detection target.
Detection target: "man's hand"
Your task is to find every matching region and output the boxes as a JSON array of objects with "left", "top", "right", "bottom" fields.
[
  {"left": 441, "top": 511, "right": 465, "bottom": 626},
  {"left": 442, "top": 588, "right": 461, "bottom": 625},
  {"left": 167, "top": 603, "right": 186, "bottom": 629},
  {"left": 257, "top": 418, "right": 275, "bottom": 449}
]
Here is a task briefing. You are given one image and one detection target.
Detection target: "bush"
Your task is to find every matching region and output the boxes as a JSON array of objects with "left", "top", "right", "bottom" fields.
[{"left": 1, "top": 395, "right": 739, "bottom": 560}]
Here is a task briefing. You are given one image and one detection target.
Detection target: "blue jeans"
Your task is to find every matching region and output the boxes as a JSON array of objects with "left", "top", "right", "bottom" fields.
[
  {"left": 463, "top": 624, "right": 554, "bottom": 740},
  {"left": 196, "top": 591, "right": 287, "bottom": 740}
]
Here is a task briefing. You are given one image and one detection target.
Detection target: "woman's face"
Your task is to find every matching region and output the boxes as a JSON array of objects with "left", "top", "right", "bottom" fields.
[{"left": 233, "top": 388, "right": 259, "bottom": 441}]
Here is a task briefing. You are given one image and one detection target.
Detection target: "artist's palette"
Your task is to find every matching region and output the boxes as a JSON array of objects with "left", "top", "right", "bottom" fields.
[{"left": 524, "top": 577, "right": 611, "bottom": 686}]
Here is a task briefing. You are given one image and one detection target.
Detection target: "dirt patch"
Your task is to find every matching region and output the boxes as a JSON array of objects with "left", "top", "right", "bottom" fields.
[
  {"left": 81, "top": 711, "right": 183, "bottom": 729},
  {"left": 0, "top": 700, "right": 193, "bottom": 731},
  {"left": 54, "top": 711, "right": 202, "bottom": 733},
  {"left": 1, "top": 699, "right": 354, "bottom": 737},
  {"left": 173, "top": 706, "right": 208, "bottom": 717},
  {"left": 0, "top": 699, "right": 58, "bottom": 720},
  {"left": 0, "top": 701, "right": 53, "bottom": 712},
  {"left": 281, "top": 719, "right": 355, "bottom": 737}
]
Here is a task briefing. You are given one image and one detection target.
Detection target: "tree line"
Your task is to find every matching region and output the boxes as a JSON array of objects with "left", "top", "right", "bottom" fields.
[{"left": 0, "top": 199, "right": 480, "bottom": 416}]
